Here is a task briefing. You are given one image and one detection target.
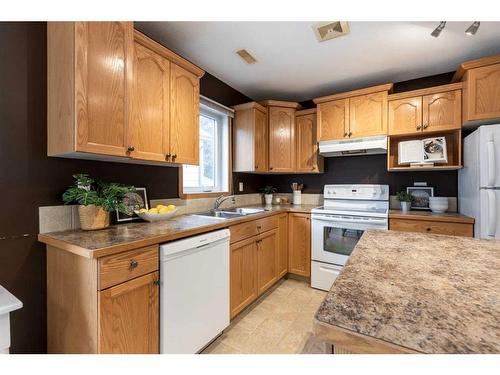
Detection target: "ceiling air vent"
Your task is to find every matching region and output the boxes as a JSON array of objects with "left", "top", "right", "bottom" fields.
[
  {"left": 313, "top": 21, "right": 350, "bottom": 42},
  {"left": 236, "top": 49, "right": 257, "bottom": 64}
]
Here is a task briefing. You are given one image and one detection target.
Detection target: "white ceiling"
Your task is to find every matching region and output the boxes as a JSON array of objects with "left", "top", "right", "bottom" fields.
[{"left": 135, "top": 22, "right": 500, "bottom": 102}]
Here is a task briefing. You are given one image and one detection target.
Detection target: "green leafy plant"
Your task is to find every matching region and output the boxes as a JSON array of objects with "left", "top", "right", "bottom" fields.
[
  {"left": 62, "top": 174, "right": 135, "bottom": 213},
  {"left": 396, "top": 191, "right": 414, "bottom": 203},
  {"left": 261, "top": 185, "right": 277, "bottom": 195}
]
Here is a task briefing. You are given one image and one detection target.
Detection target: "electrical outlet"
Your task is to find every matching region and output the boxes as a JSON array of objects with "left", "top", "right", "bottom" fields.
[{"left": 239, "top": 182, "right": 244, "bottom": 192}]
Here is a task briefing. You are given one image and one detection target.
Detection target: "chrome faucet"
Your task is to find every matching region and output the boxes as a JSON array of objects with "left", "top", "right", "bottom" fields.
[{"left": 213, "top": 195, "right": 236, "bottom": 210}]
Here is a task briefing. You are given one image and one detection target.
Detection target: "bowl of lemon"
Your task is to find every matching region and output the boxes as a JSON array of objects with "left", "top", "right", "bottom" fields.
[{"left": 135, "top": 204, "right": 177, "bottom": 222}]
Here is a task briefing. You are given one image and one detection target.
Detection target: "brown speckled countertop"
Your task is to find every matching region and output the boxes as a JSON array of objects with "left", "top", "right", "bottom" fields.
[
  {"left": 315, "top": 230, "right": 500, "bottom": 354},
  {"left": 38, "top": 204, "right": 316, "bottom": 258}
]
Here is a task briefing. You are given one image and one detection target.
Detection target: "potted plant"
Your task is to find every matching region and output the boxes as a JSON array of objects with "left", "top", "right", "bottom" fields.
[
  {"left": 261, "top": 185, "right": 277, "bottom": 205},
  {"left": 396, "top": 191, "right": 414, "bottom": 212},
  {"left": 62, "top": 174, "right": 135, "bottom": 230}
]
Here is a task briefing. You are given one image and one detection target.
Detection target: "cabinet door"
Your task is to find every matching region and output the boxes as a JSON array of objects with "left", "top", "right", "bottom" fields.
[
  {"left": 422, "top": 90, "right": 461, "bottom": 133},
  {"left": 277, "top": 213, "right": 288, "bottom": 278},
  {"left": 349, "top": 92, "right": 387, "bottom": 138},
  {"left": 288, "top": 213, "right": 311, "bottom": 277},
  {"left": 254, "top": 108, "right": 268, "bottom": 172},
  {"left": 465, "top": 64, "right": 500, "bottom": 122},
  {"left": 296, "top": 113, "right": 319, "bottom": 172},
  {"left": 75, "top": 22, "right": 133, "bottom": 156},
  {"left": 128, "top": 41, "right": 170, "bottom": 162},
  {"left": 388, "top": 97, "right": 422, "bottom": 136},
  {"left": 317, "top": 99, "right": 349, "bottom": 141},
  {"left": 257, "top": 229, "right": 279, "bottom": 295},
  {"left": 170, "top": 63, "right": 200, "bottom": 165},
  {"left": 230, "top": 237, "right": 258, "bottom": 318},
  {"left": 268, "top": 107, "right": 296, "bottom": 172},
  {"left": 99, "top": 271, "right": 159, "bottom": 354}
]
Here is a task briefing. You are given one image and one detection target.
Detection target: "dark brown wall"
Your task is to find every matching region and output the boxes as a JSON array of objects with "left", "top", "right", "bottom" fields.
[{"left": 0, "top": 22, "right": 251, "bottom": 353}]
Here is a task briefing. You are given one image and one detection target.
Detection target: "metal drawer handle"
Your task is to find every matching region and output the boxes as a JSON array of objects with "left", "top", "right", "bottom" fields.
[
  {"left": 129, "top": 259, "right": 139, "bottom": 269},
  {"left": 257, "top": 225, "right": 262, "bottom": 230}
]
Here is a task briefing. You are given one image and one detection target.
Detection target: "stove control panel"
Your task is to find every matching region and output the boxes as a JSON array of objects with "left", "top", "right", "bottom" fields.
[{"left": 323, "top": 184, "right": 389, "bottom": 201}]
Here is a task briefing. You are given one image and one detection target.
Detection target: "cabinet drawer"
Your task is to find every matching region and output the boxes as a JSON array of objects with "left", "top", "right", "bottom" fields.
[
  {"left": 229, "top": 215, "right": 278, "bottom": 244},
  {"left": 99, "top": 245, "right": 159, "bottom": 290},
  {"left": 389, "top": 219, "right": 473, "bottom": 237}
]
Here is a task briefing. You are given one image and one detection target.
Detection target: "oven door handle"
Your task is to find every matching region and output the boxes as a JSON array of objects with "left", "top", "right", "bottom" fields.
[{"left": 312, "top": 216, "right": 387, "bottom": 225}]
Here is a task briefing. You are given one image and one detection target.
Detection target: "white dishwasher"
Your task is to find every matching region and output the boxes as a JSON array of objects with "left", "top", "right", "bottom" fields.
[{"left": 160, "top": 229, "right": 230, "bottom": 354}]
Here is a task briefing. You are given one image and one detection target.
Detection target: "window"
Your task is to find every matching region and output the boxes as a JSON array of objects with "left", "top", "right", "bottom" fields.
[{"left": 182, "top": 101, "right": 230, "bottom": 195}]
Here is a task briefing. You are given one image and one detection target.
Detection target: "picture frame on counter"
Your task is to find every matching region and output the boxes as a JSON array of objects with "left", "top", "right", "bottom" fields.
[
  {"left": 116, "top": 187, "right": 149, "bottom": 222},
  {"left": 407, "top": 186, "right": 434, "bottom": 210}
]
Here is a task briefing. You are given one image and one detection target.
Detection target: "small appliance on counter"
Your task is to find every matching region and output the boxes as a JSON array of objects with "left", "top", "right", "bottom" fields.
[
  {"left": 311, "top": 184, "right": 389, "bottom": 291},
  {"left": 0, "top": 285, "right": 23, "bottom": 354},
  {"left": 459, "top": 124, "right": 500, "bottom": 239}
]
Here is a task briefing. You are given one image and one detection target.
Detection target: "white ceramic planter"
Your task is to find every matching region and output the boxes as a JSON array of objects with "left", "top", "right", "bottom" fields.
[
  {"left": 400, "top": 201, "right": 411, "bottom": 212},
  {"left": 264, "top": 194, "right": 273, "bottom": 205}
]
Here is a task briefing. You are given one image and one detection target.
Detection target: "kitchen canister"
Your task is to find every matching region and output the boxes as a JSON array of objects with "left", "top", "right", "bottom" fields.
[{"left": 292, "top": 190, "right": 302, "bottom": 205}]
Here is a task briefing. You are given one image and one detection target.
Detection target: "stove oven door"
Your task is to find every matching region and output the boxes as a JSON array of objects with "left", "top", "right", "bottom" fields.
[{"left": 311, "top": 214, "right": 387, "bottom": 266}]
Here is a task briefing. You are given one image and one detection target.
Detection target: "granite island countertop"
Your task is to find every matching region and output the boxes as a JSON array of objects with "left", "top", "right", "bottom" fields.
[
  {"left": 38, "top": 204, "right": 317, "bottom": 258},
  {"left": 314, "top": 230, "right": 500, "bottom": 354}
]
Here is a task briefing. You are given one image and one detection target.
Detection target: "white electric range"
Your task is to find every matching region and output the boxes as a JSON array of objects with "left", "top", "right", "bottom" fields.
[{"left": 311, "top": 184, "right": 389, "bottom": 291}]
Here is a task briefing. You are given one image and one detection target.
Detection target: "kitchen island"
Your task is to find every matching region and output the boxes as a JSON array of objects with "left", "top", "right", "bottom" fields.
[{"left": 314, "top": 230, "right": 500, "bottom": 354}]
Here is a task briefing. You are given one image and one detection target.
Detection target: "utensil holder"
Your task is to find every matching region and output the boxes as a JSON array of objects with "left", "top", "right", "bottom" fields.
[{"left": 292, "top": 191, "right": 302, "bottom": 205}]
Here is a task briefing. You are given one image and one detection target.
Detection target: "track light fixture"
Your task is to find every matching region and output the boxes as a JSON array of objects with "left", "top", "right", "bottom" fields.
[
  {"left": 465, "top": 22, "right": 480, "bottom": 36},
  {"left": 431, "top": 21, "right": 446, "bottom": 38}
]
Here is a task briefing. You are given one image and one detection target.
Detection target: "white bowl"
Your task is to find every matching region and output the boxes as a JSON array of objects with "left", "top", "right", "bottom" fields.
[
  {"left": 429, "top": 197, "right": 448, "bottom": 202},
  {"left": 135, "top": 209, "right": 178, "bottom": 222},
  {"left": 429, "top": 198, "right": 448, "bottom": 213}
]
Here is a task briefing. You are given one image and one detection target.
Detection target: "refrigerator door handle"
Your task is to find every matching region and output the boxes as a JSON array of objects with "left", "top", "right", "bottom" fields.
[
  {"left": 487, "top": 189, "right": 497, "bottom": 237},
  {"left": 487, "top": 136, "right": 496, "bottom": 187}
]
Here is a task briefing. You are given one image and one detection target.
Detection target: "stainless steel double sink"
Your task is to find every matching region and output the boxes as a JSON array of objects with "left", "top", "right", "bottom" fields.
[{"left": 192, "top": 207, "right": 267, "bottom": 220}]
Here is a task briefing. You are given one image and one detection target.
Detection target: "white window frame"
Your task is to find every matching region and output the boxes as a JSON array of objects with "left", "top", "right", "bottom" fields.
[{"left": 180, "top": 99, "right": 231, "bottom": 197}]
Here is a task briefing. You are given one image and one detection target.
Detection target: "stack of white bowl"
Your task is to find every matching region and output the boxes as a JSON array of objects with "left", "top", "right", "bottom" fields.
[{"left": 429, "top": 197, "right": 448, "bottom": 213}]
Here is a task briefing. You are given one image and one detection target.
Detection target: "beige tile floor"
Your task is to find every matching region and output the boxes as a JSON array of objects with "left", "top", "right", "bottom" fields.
[{"left": 202, "top": 278, "right": 328, "bottom": 354}]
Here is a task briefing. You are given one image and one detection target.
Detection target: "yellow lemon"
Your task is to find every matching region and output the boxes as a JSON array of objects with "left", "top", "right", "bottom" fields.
[
  {"left": 167, "top": 205, "right": 176, "bottom": 211},
  {"left": 148, "top": 208, "right": 159, "bottom": 214},
  {"left": 158, "top": 207, "right": 169, "bottom": 214},
  {"left": 156, "top": 204, "right": 165, "bottom": 210},
  {"left": 138, "top": 208, "right": 147, "bottom": 213}
]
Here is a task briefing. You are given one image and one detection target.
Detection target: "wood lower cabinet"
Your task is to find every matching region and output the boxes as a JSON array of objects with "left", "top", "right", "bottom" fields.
[
  {"left": 46, "top": 245, "right": 160, "bottom": 354},
  {"left": 277, "top": 213, "right": 289, "bottom": 278},
  {"left": 99, "top": 271, "right": 159, "bottom": 353},
  {"left": 288, "top": 213, "right": 311, "bottom": 277},
  {"left": 296, "top": 109, "right": 324, "bottom": 173},
  {"left": 169, "top": 63, "right": 200, "bottom": 165},
  {"left": 257, "top": 229, "right": 279, "bottom": 295},
  {"left": 230, "top": 236, "right": 258, "bottom": 318},
  {"left": 389, "top": 218, "right": 473, "bottom": 237},
  {"left": 317, "top": 99, "right": 349, "bottom": 141},
  {"left": 128, "top": 39, "right": 170, "bottom": 162},
  {"left": 268, "top": 105, "right": 297, "bottom": 172},
  {"left": 47, "top": 22, "right": 204, "bottom": 166},
  {"left": 349, "top": 91, "right": 387, "bottom": 138},
  {"left": 232, "top": 102, "right": 268, "bottom": 172}
]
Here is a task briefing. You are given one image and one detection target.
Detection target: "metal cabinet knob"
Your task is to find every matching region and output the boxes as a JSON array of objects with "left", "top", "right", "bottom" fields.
[
  {"left": 165, "top": 153, "right": 171, "bottom": 161},
  {"left": 416, "top": 125, "right": 422, "bottom": 130},
  {"left": 172, "top": 154, "right": 177, "bottom": 161},
  {"left": 426, "top": 227, "right": 431, "bottom": 232},
  {"left": 153, "top": 279, "right": 161, "bottom": 286},
  {"left": 127, "top": 146, "right": 135, "bottom": 152},
  {"left": 344, "top": 132, "right": 348, "bottom": 137},
  {"left": 129, "top": 259, "right": 138, "bottom": 269},
  {"left": 423, "top": 124, "right": 428, "bottom": 129},
  {"left": 348, "top": 132, "right": 352, "bottom": 137}
]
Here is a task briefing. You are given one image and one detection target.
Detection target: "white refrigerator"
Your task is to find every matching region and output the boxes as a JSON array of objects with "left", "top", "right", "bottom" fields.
[{"left": 459, "top": 124, "right": 500, "bottom": 239}]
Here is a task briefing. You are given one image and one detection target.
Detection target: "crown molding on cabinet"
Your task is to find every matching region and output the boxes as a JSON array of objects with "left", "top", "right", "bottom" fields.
[
  {"left": 452, "top": 54, "right": 500, "bottom": 82},
  {"left": 313, "top": 83, "right": 394, "bottom": 104},
  {"left": 259, "top": 100, "right": 302, "bottom": 109},
  {"left": 388, "top": 82, "right": 463, "bottom": 101}
]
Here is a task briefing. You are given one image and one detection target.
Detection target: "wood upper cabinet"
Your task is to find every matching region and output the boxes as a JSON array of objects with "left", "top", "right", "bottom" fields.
[
  {"left": 47, "top": 23, "right": 204, "bottom": 166},
  {"left": 317, "top": 99, "right": 349, "bottom": 141},
  {"left": 288, "top": 213, "right": 311, "bottom": 277},
  {"left": 453, "top": 55, "right": 500, "bottom": 124},
  {"left": 388, "top": 84, "right": 462, "bottom": 136},
  {"left": 313, "top": 84, "right": 393, "bottom": 141},
  {"left": 349, "top": 91, "right": 388, "bottom": 138},
  {"left": 128, "top": 40, "right": 170, "bottom": 162},
  {"left": 169, "top": 63, "right": 200, "bottom": 165},
  {"left": 296, "top": 109, "right": 323, "bottom": 173},
  {"left": 230, "top": 236, "right": 258, "bottom": 318},
  {"left": 268, "top": 105, "right": 297, "bottom": 172},
  {"left": 388, "top": 96, "right": 422, "bottom": 136},
  {"left": 232, "top": 102, "right": 268, "bottom": 172},
  {"left": 99, "top": 271, "right": 159, "bottom": 354},
  {"left": 257, "top": 229, "right": 279, "bottom": 295},
  {"left": 422, "top": 90, "right": 461, "bottom": 133},
  {"left": 74, "top": 22, "right": 133, "bottom": 157},
  {"left": 277, "top": 213, "right": 288, "bottom": 278}
]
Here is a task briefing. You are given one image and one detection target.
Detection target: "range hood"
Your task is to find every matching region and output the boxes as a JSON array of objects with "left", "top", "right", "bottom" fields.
[{"left": 319, "top": 135, "right": 387, "bottom": 157}]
